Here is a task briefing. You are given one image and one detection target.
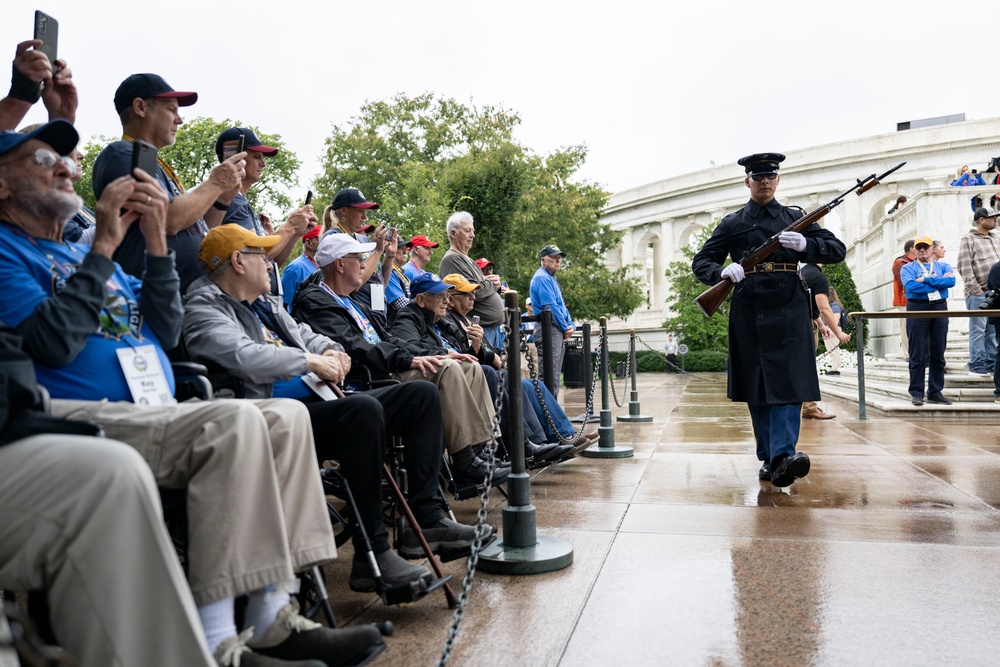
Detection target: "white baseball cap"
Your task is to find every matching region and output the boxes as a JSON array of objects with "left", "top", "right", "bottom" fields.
[{"left": 315, "top": 232, "right": 376, "bottom": 268}]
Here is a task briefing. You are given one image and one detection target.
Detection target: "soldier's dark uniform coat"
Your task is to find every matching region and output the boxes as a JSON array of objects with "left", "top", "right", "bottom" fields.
[{"left": 692, "top": 198, "right": 846, "bottom": 405}]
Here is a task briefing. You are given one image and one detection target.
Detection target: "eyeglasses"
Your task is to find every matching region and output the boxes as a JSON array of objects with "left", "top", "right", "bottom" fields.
[
  {"left": 0, "top": 147, "right": 77, "bottom": 177},
  {"left": 749, "top": 172, "right": 778, "bottom": 182},
  {"left": 339, "top": 254, "right": 365, "bottom": 263},
  {"left": 241, "top": 249, "right": 271, "bottom": 262}
]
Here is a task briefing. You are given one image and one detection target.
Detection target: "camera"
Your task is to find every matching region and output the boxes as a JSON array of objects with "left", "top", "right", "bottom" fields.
[{"left": 979, "top": 288, "right": 1000, "bottom": 310}]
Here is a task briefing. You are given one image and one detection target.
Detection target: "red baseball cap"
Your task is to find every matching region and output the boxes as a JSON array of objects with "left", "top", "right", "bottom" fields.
[
  {"left": 475, "top": 257, "right": 495, "bottom": 270},
  {"left": 409, "top": 235, "right": 439, "bottom": 249},
  {"left": 302, "top": 225, "right": 321, "bottom": 241}
]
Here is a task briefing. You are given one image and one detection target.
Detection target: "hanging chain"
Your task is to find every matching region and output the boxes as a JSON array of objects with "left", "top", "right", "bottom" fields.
[
  {"left": 634, "top": 334, "right": 727, "bottom": 384},
  {"left": 606, "top": 337, "right": 631, "bottom": 408},
  {"left": 438, "top": 320, "right": 511, "bottom": 667},
  {"left": 522, "top": 328, "right": 597, "bottom": 445}
]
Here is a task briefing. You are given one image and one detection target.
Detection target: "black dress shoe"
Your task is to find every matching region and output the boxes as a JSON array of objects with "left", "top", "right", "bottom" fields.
[
  {"left": 248, "top": 604, "right": 387, "bottom": 667},
  {"left": 758, "top": 462, "right": 772, "bottom": 481},
  {"left": 911, "top": 396, "right": 924, "bottom": 406},
  {"left": 770, "top": 452, "right": 810, "bottom": 488},
  {"left": 927, "top": 394, "right": 953, "bottom": 405}
]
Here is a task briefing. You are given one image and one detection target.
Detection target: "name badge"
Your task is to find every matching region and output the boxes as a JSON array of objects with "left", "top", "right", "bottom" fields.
[
  {"left": 116, "top": 345, "right": 175, "bottom": 405},
  {"left": 928, "top": 291, "right": 942, "bottom": 302},
  {"left": 370, "top": 284, "right": 386, "bottom": 311}
]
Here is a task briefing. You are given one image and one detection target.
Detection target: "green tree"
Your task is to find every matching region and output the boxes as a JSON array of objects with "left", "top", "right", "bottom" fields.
[
  {"left": 75, "top": 119, "right": 301, "bottom": 220},
  {"left": 663, "top": 224, "right": 730, "bottom": 354},
  {"left": 820, "top": 261, "right": 865, "bottom": 353},
  {"left": 313, "top": 92, "right": 644, "bottom": 320}
]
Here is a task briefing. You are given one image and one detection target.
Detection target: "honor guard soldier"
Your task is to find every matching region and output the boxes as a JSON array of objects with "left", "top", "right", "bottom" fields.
[{"left": 692, "top": 153, "right": 847, "bottom": 487}]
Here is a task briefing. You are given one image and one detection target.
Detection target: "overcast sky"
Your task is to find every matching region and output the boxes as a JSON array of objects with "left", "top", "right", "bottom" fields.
[{"left": 3, "top": 1, "right": 986, "bottom": 196}]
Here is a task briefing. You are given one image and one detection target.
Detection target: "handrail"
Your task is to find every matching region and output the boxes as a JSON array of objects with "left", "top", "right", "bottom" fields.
[{"left": 847, "top": 309, "right": 1000, "bottom": 419}]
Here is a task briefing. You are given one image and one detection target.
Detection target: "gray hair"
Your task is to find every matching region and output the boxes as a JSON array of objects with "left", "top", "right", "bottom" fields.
[{"left": 446, "top": 211, "right": 474, "bottom": 236}]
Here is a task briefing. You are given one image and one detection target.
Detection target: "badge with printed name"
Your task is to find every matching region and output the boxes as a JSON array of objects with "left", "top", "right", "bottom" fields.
[
  {"left": 928, "top": 291, "right": 942, "bottom": 302},
  {"left": 116, "top": 345, "right": 175, "bottom": 406},
  {"left": 370, "top": 284, "right": 386, "bottom": 311}
]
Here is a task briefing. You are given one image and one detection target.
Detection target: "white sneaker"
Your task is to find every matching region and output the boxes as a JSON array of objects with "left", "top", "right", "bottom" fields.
[{"left": 968, "top": 370, "right": 991, "bottom": 377}]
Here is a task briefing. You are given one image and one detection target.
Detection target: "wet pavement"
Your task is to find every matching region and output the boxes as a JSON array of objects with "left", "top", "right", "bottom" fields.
[{"left": 324, "top": 373, "right": 1000, "bottom": 666}]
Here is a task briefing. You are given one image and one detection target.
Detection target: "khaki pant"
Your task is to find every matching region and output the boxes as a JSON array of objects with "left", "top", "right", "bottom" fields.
[
  {"left": 394, "top": 358, "right": 495, "bottom": 454},
  {"left": 0, "top": 435, "right": 215, "bottom": 666},
  {"left": 50, "top": 398, "right": 335, "bottom": 606}
]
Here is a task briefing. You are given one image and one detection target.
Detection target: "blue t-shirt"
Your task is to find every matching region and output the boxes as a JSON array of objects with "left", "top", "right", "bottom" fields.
[
  {"left": 92, "top": 140, "right": 209, "bottom": 293},
  {"left": 281, "top": 253, "right": 318, "bottom": 312},
  {"left": 0, "top": 224, "right": 175, "bottom": 401},
  {"left": 529, "top": 266, "right": 573, "bottom": 331},
  {"left": 402, "top": 261, "right": 425, "bottom": 282}
]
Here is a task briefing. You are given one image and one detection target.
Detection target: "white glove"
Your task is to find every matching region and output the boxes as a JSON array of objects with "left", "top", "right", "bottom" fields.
[
  {"left": 778, "top": 231, "right": 807, "bottom": 252},
  {"left": 721, "top": 263, "right": 745, "bottom": 283}
]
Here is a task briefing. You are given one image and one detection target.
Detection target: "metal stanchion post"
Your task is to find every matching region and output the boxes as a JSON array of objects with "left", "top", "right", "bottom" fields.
[
  {"left": 570, "top": 322, "right": 596, "bottom": 424},
  {"left": 582, "top": 318, "right": 633, "bottom": 458},
  {"left": 855, "top": 313, "right": 867, "bottom": 421},
  {"left": 478, "top": 291, "right": 574, "bottom": 575},
  {"left": 617, "top": 330, "right": 652, "bottom": 423}
]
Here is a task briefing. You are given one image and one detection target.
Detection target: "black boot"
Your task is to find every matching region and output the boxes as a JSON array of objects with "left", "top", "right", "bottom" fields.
[{"left": 452, "top": 446, "right": 510, "bottom": 487}]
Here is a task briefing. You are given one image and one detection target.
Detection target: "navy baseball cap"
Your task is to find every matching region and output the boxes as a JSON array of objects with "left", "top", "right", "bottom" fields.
[
  {"left": 409, "top": 273, "right": 454, "bottom": 298},
  {"left": 539, "top": 245, "right": 566, "bottom": 259},
  {"left": 114, "top": 73, "right": 198, "bottom": 114},
  {"left": 0, "top": 119, "right": 78, "bottom": 158},
  {"left": 215, "top": 127, "right": 278, "bottom": 162},
  {"left": 332, "top": 188, "right": 380, "bottom": 210}
]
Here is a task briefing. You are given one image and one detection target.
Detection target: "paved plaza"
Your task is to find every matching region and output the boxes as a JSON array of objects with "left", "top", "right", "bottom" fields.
[{"left": 324, "top": 373, "right": 1000, "bottom": 666}]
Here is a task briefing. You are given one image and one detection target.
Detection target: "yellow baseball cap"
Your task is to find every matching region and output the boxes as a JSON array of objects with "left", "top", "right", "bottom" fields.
[
  {"left": 913, "top": 235, "right": 933, "bottom": 248},
  {"left": 199, "top": 224, "right": 281, "bottom": 271},
  {"left": 442, "top": 273, "right": 481, "bottom": 293}
]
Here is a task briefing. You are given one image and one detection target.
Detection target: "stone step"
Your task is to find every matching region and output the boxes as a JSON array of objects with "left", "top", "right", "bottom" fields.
[{"left": 818, "top": 369, "right": 1000, "bottom": 418}]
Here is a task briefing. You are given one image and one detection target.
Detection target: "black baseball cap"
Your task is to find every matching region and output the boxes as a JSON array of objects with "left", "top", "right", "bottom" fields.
[
  {"left": 214, "top": 127, "right": 279, "bottom": 162},
  {"left": 114, "top": 73, "right": 198, "bottom": 114},
  {"left": 974, "top": 207, "right": 996, "bottom": 221},
  {"left": 540, "top": 245, "right": 566, "bottom": 259},
  {"left": 332, "top": 188, "right": 379, "bottom": 210},
  {"left": 737, "top": 152, "right": 786, "bottom": 176},
  {"left": 0, "top": 119, "right": 78, "bottom": 158}
]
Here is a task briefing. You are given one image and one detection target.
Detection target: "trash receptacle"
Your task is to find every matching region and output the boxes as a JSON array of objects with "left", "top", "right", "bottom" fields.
[{"left": 563, "top": 343, "right": 584, "bottom": 388}]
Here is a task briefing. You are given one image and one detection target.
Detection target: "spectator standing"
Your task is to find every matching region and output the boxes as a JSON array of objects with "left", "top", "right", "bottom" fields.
[
  {"left": 214, "top": 126, "right": 316, "bottom": 295},
  {"left": 692, "top": 152, "right": 847, "bottom": 487},
  {"left": 530, "top": 245, "right": 574, "bottom": 398},
  {"left": 402, "top": 234, "right": 438, "bottom": 281},
  {"left": 986, "top": 260, "right": 1000, "bottom": 403},
  {"left": 956, "top": 208, "right": 1000, "bottom": 376},
  {"left": 825, "top": 287, "right": 847, "bottom": 375},
  {"left": 901, "top": 236, "right": 956, "bottom": 406},
  {"left": 664, "top": 333, "right": 679, "bottom": 371},
  {"left": 92, "top": 73, "right": 247, "bottom": 292},
  {"left": 892, "top": 240, "right": 916, "bottom": 359},
  {"left": 951, "top": 165, "right": 986, "bottom": 187},
  {"left": 438, "top": 211, "right": 506, "bottom": 350},
  {"left": 799, "top": 263, "right": 851, "bottom": 419},
  {"left": 888, "top": 195, "right": 907, "bottom": 214}
]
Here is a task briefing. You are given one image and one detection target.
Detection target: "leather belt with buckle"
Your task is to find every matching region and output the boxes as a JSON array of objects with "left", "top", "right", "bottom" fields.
[{"left": 746, "top": 262, "right": 799, "bottom": 274}]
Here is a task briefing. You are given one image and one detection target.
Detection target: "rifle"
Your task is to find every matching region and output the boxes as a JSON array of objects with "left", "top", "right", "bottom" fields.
[{"left": 695, "top": 162, "right": 906, "bottom": 317}]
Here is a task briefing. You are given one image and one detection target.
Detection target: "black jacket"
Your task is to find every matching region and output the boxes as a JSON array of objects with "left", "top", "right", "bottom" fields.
[
  {"left": 391, "top": 302, "right": 449, "bottom": 356},
  {"left": 692, "top": 197, "right": 846, "bottom": 405},
  {"left": 438, "top": 311, "right": 497, "bottom": 366},
  {"left": 292, "top": 281, "right": 422, "bottom": 379}
]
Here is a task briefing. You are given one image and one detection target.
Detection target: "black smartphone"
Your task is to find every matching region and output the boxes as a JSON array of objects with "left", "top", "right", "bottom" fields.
[
  {"left": 33, "top": 11, "right": 58, "bottom": 71},
  {"left": 304, "top": 190, "right": 313, "bottom": 206},
  {"left": 221, "top": 133, "right": 245, "bottom": 161},
  {"left": 130, "top": 140, "right": 158, "bottom": 178}
]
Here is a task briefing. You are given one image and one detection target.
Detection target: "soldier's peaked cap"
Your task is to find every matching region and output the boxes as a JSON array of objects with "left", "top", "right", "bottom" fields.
[{"left": 737, "top": 153, "right": 786, "bottom": 175}]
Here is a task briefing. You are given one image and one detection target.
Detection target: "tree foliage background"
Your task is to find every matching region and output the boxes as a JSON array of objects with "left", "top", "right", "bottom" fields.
[
  {"left": 74, "top": 118, "right": 301, "bottom": 220},
  {"left": 662, "top": 224, "right": 730, "bottom": 354},
  {"left": 314, "top": 93, "right": 644, "bottom": 320}
]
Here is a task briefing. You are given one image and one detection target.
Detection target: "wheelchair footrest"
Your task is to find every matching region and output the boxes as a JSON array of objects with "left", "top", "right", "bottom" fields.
[{"left": 380, "top": 574, "right": 452, "bottom": 606}]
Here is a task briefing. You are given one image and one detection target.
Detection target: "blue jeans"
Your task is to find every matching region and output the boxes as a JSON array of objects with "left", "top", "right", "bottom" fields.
[
  {"left": 523, "top": 379, "right": 576, "bottom": 441},
  {"left": 747, "top": 403, "right": 802, "bottom": 464},
  {"left": 965, "top": 294, "right": 996, "bottom": 372},
  {"left": 483, "top": 325, "right": 504, "bottom": 353}
]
